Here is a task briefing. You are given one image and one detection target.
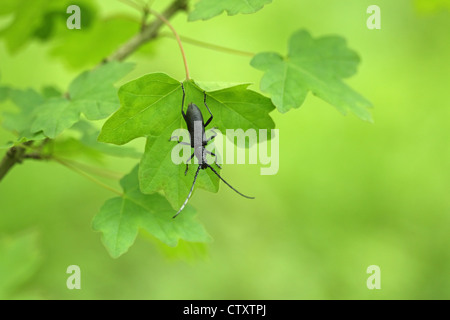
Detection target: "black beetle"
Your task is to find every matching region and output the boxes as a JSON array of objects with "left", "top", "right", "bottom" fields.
[{"left": 170, "top": 83, "right": 254, "bottom": 218}]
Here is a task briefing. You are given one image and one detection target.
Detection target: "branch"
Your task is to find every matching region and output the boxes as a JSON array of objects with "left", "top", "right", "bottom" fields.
[
  {"left": 0, "top": 142, "right": 33, "bottom": 182},
  {"left": 0, "top": 0, "right": 188, "bottom": 183},
  {"left": 105, "top": 0, "right": 188, "bottom": 63}
]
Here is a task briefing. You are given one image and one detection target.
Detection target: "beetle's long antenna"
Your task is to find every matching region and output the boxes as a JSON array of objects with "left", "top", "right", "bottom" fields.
[
  {"left": 173, "top": 166, "right": 201, "bottom": 218},
  {"left": 207, "top": 165, "right": 255, "bottom": 199}
]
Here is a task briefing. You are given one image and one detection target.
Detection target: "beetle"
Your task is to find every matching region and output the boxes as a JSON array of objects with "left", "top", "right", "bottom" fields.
[{"left": 170, "top": 83, "right": 254, "bottom": 218}]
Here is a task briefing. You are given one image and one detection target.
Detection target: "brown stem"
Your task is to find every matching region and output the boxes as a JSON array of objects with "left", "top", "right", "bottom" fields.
[
  {"left": 105, "top": 0, "right": 187, "bottom": 63},
  {"left": 0, "top": 141, "right": 33, "bottom": 182},
  {"left": 148, "top": 8, "right": 190, "bottom": 80}
]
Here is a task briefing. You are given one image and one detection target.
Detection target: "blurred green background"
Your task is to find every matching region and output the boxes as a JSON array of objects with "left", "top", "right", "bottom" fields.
[{"left": 0, "top": 0, "right": 449, "bottom": 299}]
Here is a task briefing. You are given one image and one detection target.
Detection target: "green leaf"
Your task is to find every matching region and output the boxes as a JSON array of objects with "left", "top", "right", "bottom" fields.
[
  {"left": 92, "top": 166, "right": 210, "bottom": 258},
  {"left": 71, "top": 121, "right": 141, "bottom": 159},
  {"left": 0, "top": 0, "right": 48, "bottom": 53},
  {"left": 33, "top": 1, "right": 97, "bottom": 42},
  {"left": 31, "top": 61, "right": 134, "bottom": 138},
  {"left": 0, "top": 86, "right": 9, "bottom": 102},
  {"left": 29, "top": 97, "right": 72, "bottom": 139},
  {"left": 0, "top": 230, "right": 41, "bottom": 299},
  {"left": 41, "top": 86, "right": 62, "bottom": 99},
  {"left": 2, "top": 88, "right": 46, "bottom": 141},
  {"left": 98, "top": 73, "right": 275, "bottom": 209},
  {"left": 193, "top": 80, "right": 249, "bottom": 91},
  {"left": 50, "top": 15, "right": 138, "bottom": 69},
  {"left": 47, "top": 137, "right": 104, "bottom": 162},
  {"left": 0, "top": 0, "right": 97, "bottom": 52},
  {"left": 189, "top": 0, "right": 272, "bottom": 21},
  {"left": 67, "top": 61, "right": 135, "bottom": 118},
  {"left": 251, "top": 29, "right": 373, "bottom": 121}
]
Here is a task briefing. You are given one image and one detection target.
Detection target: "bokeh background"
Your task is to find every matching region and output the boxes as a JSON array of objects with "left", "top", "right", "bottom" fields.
[{"left": 0, "top": 0, "right": 449, "bottom": 299}]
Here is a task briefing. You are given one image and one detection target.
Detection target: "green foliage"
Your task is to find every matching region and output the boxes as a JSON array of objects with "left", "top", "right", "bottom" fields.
[
  {"left": 2, "top": 62, "right": 133, "bottom": 142},
  {"left": 31, "top": 61, "right": 134, "bottom": 138},
  {"left": 41, "top": 86, "right": 62, "bottom": 99},
  {"left": 51, "top": 15, "right": 139, "bottom": 69},
  {"left": 0, "top": 231, "right": 41, "bottom": 299},
  {"left": 0, "top": 1, "right": 372, "bottom": 260},
  {"left": 0, "top": 0, "right": 137, "bottom": 71},
  {"left": 34, "top": 1, "right": 97, "bottom": 42},
  {"left": 70, "top": 121, "right": 141, "bottom": 159},
  {"left": 251, "top": 30, "right": 373, "bottom": 121},
  {"left": 0, "top": 0, "right": 97, "bottom": 53},
  {"left": 3, "top": 0, "right": 449, "bottom": 300},
  {"left": 92, "top": 166, "right": 210, "bottom": 258},
  {"left": 98, "top": 73, "right": 275, "bottom": 209},
  {"left": 0, "top": 0, "right": 48, "bottom": 53},
  {"left": 188, "top": 0, "right": 272, "bottom": 21},
  {"left": 45, "top": 121, "right": 141, "bottom": 163},
  {"left": 2, "top": 88, "right": 46, "bottom": 141}
]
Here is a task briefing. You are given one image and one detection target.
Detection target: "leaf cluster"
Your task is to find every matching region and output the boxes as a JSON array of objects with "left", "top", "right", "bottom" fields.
[{"left": 0, "top": 0, "right": 372, "bottom": 258}]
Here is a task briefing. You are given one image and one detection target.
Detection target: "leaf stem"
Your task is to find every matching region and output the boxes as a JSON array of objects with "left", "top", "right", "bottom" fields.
[
  {"left": 159, "top": 32, "right": 255, "bottom": 58},
  {"left": 106, "top": 0, "right": 187, "bottom": 62},
  {"left": 53, "top": 157, "right": 123, "bottom": 196},
  {"left": 56, "top": 158, "right": 124, "bottom": 180},
  {"left": 117, "top": 0, "right": 190, "bottom": 79},
  {"left": 148, "top": 8, "right": 190, "bottom": 80},
  {"left": 0, "top": 141, "right": 48, "bottom": 183}
]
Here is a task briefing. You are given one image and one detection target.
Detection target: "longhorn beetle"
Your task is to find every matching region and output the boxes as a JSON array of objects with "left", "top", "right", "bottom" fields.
[{"left": 170, "top": 83, "right": 254, "bottom": 218}]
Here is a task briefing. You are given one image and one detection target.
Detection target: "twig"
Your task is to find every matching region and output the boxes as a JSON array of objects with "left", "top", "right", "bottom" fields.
[
  {"left": 118, "top": 0, "right": 190, "bottom": 79},
  {"left": 53, "top": 157, "right": 123, "bottom": 196},
  {"left": 105, "top": 0, "right": 187, "bottom": 63},
  {"left": 0, "top": 141, "right": 34, "bottom": 182},
  {"left": 56, "top": 158, "right": 123, "bottom": 180},
  {"left": 0, "top": 146, "right": 26, "bottom": 182}
]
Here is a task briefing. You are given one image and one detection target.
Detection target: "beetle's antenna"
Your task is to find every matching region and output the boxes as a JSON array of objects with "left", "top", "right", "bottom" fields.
[
  {"left": 207, "top": 164, "right": 255, "bottom": 199},
  {"left": 173, "top": 166, "right": 201, "bottom": 218}
]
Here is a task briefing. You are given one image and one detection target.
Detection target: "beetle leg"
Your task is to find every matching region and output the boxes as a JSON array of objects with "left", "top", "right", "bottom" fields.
[
  {"left": 181, "top": 83, "right": 187, "bottom": 121},
  {"left": 203, "top": 91, "right": 214, "bottom": 127},
  {"left": 169, "top": 136, "right": 190, "bottom": 145},
  {"left": 205, "top": 150, "right": 221, "bottom": 169},
  {"left": 184, "top": 153, "right": 195, "bottom": 175},
  {"left": 206, "top": 129, "right": 217, "bottom": 142}
]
